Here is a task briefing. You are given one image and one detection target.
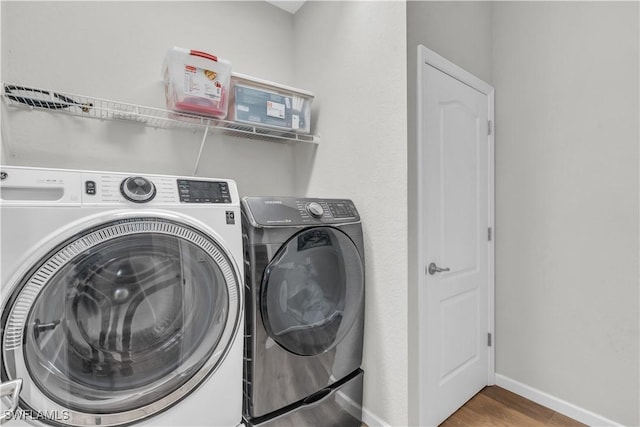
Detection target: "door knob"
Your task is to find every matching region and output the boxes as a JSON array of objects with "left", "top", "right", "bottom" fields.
[{"left": 428, "top": 262, "right": 450, "bottom": 275}]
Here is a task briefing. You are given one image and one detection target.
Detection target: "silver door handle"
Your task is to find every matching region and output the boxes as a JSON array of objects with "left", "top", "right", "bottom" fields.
[
  {"left": 0, "top": 378, "right": 22, "bottom": 421},
  {"left": 428, "top": 262, "right": 450, "bottom": 275}
]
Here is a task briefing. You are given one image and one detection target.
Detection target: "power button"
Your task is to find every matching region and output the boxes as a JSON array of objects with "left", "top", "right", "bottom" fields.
[{"left": 85, "top": 181, "right": 96, "bottom": 195}]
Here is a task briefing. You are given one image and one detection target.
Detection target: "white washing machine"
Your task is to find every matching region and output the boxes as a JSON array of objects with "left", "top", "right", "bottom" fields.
[{"left": 0, "top": 166, "right": 243, "bottom": 427}]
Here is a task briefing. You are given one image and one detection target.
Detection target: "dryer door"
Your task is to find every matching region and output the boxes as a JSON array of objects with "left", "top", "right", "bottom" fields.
[
  {"left": 1, "top": 216, "right": 241, "bottom": 426},
  {"left": 261, "top": 227, "right": 364, "bottom": 356}
]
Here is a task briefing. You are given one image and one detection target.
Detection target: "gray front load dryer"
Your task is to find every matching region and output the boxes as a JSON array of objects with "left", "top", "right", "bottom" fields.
[{"left": 241, "top": 197, "right": 365, "bottom": 426}]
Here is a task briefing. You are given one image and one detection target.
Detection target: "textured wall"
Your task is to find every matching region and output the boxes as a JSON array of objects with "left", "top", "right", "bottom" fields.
[
  {"left": 493, "top": 2, "right": 639, "bottom": 425},
  {"left": 1, "top": 1, "right": 306, "bottom": 197},
  {"left": 407, "top": 2, "right": 639, "bottom": 425},
  {"left": 293, "top": 2, "right": 408, "bottom": 425}
]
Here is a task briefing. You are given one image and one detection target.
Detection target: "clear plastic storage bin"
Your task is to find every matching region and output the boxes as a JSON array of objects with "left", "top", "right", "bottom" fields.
[
  {"left": 229, "top": 73, "right": 314, "bottom": 134},
  {"left": 162, "top": 47, "right": 231, "bottom": 119}
]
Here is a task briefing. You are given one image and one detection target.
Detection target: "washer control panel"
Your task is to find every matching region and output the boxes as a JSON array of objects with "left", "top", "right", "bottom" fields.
[
  {"left": 82, "top": 173, "right": 235, "bottom": 205},
  {"left": 0, "top": 166, "right": 239, "bottom": 207},
  {"left": 243, "top": 197, "right": 360, "bottom": 226}
]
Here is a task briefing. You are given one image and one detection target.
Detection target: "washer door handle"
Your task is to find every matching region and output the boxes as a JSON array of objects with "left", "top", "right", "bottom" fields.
[
  {"left": 428, "top": 262, "right": 450, "bottom": 275},
  {"left": 0, "top": 378, "right": 22, "bottom": 421}
]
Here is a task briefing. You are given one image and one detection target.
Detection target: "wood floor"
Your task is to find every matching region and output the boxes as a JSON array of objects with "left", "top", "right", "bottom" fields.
[{"left": 439, "top": 386, "right": 587, "bottom": 427}]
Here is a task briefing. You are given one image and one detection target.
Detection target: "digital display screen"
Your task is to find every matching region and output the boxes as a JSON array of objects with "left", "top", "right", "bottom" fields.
[
  {"left": 177, "top": 180, "right": 231, "bottom": 203},
  {"left": 189, "top": 182, "right": 221, "bottom": 199}
]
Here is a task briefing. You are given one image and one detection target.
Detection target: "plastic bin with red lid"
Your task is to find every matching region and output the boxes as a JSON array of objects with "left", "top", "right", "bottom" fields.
[{"left": 162, "top": 47, "right": 231, "bottom": 119}]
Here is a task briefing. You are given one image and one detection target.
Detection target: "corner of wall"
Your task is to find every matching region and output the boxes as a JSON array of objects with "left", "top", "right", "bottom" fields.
[{"left": 293, "top": 1, "right": 410, "bottom": 425}]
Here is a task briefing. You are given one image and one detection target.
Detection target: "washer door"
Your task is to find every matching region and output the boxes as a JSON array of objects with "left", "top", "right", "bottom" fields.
[
  {"left": 1, "top": 216, "right": 241, "bottom": 426},
  {"left": 261, "top": 227, "right": 364, "bottom": 356}
]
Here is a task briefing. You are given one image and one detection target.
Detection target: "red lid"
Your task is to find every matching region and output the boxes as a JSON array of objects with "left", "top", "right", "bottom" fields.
[{"left": 190, "top": 50, "right": 218, "bottom": 62}]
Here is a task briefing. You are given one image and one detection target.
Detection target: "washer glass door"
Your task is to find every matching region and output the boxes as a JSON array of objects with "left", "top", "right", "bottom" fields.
[
  {"left": 2, "top": 217, "right": 240, "bottom": 425},
  {"left": 261, "top": 227, "right": 364, "bottom": 356}
]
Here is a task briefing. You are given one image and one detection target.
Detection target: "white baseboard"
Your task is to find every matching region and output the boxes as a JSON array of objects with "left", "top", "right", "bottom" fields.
[
  {"left": 495, "top": 374, "right": 623, "bottom": 427},
  {"left": 361, "top": 406, "right": 391, "bottom": 427}
]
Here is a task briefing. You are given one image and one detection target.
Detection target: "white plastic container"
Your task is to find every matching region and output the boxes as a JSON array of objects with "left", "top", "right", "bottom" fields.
[
  {"left": 162, "top": 47, "right": 231, "bottom": 119},
  {"left": 229, "top": 73, "right": 314, "bottom": 134}
]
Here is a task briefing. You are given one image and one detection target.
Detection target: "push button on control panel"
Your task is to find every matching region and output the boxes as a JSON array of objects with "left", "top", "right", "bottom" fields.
[
  {"left": 85, "top": 180, "right": 96, "bottom": 195},
  {"left": 327, "top": 202, "right": 357, "bottom": 218}
]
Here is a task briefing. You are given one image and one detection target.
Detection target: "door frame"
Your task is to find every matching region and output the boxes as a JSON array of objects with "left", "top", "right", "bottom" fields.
[{"left": 416, "top": 44, "right": 495, "bottom": 424}]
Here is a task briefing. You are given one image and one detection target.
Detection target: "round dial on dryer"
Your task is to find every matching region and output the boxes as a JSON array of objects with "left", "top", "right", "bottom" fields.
[
  {"left": 120, "top": 176, "right": 156, "bottom": 203},
  {"left": 306, "top": 202, "right": 325, "bottom": 218}
]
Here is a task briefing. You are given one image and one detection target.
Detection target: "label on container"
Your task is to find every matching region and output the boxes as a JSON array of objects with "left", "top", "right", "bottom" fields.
[
  {"left": 183, "top": 65, "right": 222, "bottom": 102},
  {"left": 267, "top": 101, "right": 286, "bottom": 119},
  {"left": 234, "top": 86, "right": 294, "bottom": 129}
]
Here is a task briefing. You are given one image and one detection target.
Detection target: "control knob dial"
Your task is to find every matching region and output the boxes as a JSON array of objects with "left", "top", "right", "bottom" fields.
[
  {"left": 121, "top": 176, "right": 156, "bottom": 203},
  {"left": 306, "top": 202, "right": 324, "bottom": 218}
]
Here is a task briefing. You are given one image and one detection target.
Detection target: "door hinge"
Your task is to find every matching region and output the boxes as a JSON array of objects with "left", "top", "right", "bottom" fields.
[
  {"left": 488, "top": 120, "right": 492, "bottom": 136},
  {"left": 488, "top": 333, "right": 492, "bottom": 347},
  {"left": 488, "top": 227, "right": 492, "bottom": 241}
]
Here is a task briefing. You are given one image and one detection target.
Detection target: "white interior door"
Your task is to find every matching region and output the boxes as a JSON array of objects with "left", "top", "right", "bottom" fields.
[{"left": 417, "top": 45, "right": 495, "bottom": 427}]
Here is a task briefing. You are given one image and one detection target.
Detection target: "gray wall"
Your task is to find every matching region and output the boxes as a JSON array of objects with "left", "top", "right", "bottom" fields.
[
  {"left": 294, "top": 2, "right": 408, "bottom": 425},
  {"left": 1, "top": 1, "right": 308, "bottom": 197},
  {"left": 493, "top": 2, "right": 639, "bottom": 425},
  {"left": 406, "top": 2, "right": 494, "bottom": 424},
  {"left": 408, "top": 1, "right": 639, "bottom": 425}
]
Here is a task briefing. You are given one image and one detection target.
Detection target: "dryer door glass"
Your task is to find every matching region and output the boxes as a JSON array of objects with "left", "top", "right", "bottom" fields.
[
  {"left": 261, "top": 227, "right": 364, "bottom": 356},
  {"left": 2, "top": 218, "right": 240, "bottom": 422}
]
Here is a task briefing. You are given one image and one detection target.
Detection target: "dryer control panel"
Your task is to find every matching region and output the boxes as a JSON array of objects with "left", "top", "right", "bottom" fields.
[{"left": 242, "top": 197, "right": 360, "bottom": 226}]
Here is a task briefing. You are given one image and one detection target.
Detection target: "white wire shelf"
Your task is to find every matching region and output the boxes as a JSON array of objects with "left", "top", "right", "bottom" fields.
[{"left": 2, "top": 83, "right": 318, "bottom": 144}]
